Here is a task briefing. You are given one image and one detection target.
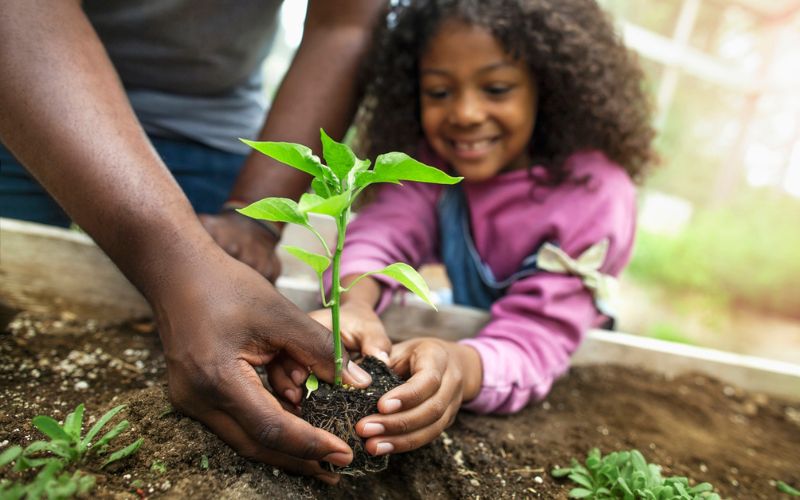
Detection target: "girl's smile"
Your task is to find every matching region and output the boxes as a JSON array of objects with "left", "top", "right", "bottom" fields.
[{"left": 419, "top": 21, "right": 537, "bottom": 182}]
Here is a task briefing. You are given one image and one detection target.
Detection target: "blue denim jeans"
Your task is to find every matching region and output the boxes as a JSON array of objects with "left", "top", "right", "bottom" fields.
[{"left": 0, "top": 137, "right": 247, "bottom": 227}]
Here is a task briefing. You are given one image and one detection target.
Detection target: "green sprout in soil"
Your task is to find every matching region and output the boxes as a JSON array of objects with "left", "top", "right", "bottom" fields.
[
  {"left": 239, "top": 129, "right": 461, "bottom": 385},
  {"left": 0, "top": 403, "right": 143, "bottom": 499},
  {"left": 551, "top": 448, "right": 720, "bottom": 499},
  {"left": 778, "top": 480, "right": 800, "bottom": 497}
]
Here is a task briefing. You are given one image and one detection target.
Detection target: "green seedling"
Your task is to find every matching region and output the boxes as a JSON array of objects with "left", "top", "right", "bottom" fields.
[
  {"left": 239, "top": 129, "right": 461, "bottom": 386},
  {"left": 552, "top": 448, "right": 720, "bottom": 499},
  {"left": 200, "top": 455, "right": 209, "bottom": 470},
  {"left": 0, "top": 404, "right": 142, "bottom": 499},
  {"left": 778, "top": 480, "right": 800, "bottom": 496},
  {"left": 150, "top": 460, "right": 167, "bottom": 474}
]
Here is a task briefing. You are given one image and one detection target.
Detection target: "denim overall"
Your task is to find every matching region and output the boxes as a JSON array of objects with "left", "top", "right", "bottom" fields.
[
  {"left": 437, "top": 184, "right": 615, "bottom": 329},
  {"left": 437, "top": 184, "right": 542, "bottom": 310}
]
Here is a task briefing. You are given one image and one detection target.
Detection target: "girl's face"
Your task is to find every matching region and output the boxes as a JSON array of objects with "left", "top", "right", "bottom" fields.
[{"left": 420, "top": 20, "right": 537, "bottom": 182}]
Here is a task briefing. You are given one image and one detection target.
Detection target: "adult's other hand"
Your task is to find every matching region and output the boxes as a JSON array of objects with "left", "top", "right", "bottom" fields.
[{"left": 200, "top": 211, "right": 282, "bottom": 283}]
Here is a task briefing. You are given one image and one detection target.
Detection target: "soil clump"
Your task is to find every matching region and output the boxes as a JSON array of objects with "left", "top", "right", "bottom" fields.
[{"left": 302, "top": 356, "right": 402, "bottom": 476}]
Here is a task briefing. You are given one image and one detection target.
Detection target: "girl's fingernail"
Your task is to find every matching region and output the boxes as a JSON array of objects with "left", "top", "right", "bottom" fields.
[
  {"left": 361, "top": 422, "right": 385, "bottom": 437},
  {"left": 290, "top": 369, "right": 307, "bottom": 386},
  {"left": 375, "top": 351, "right": 390, "bottom": 364},
  {"left": 347, "top": 360, "right": 372, "bottom": 385},
  {"left": 382, "top": 398, "right": 402, "bottom": 413},
  {"left": 374, "top": 442, "right": 394, "bottom": 456}
]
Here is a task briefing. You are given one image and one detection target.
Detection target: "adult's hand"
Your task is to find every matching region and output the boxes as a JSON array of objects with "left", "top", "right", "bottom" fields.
[
  {"left": 155, "top": 241, "right": 374, "bottom": 484},
  {"left": 200, "top": 211, "right": 282, "bottom": 283}
]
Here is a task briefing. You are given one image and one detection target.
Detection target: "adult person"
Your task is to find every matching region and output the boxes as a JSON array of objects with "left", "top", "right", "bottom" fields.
[{"left": 0, "top": 0, "right": 387, "bottom": 484}]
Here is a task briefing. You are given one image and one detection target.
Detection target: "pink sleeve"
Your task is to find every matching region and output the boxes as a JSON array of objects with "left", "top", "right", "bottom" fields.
[
  {"left": 326, "top": 182, "right": 440, "bottom": 312},
  {"left": 460, "top": 173, "right": 636, "bottom": 414}
]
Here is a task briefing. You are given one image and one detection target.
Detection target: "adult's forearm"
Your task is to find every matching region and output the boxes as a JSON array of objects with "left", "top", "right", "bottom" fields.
[
  {"left": 227, "top": 0, "right": 386, "bottom": 205},
  {"left": 0, "top": 0, "right": 211, "bottom": 302}
]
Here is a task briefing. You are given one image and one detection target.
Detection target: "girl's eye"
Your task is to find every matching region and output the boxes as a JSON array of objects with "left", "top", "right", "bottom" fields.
[
  {"left": 485, "top": 85, "right": 513, "bottom": 96},
  {"left": 423, "top": 88, "right": 450, "bottom": 100}
]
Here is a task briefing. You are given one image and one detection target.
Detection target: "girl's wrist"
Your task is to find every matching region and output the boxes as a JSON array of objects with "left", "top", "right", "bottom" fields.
[{"left": 453, "top": 343, "right": 483, "bottom": 402}]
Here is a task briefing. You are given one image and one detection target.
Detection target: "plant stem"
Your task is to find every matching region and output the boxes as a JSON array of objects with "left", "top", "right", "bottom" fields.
[{"left": 330, "top": 212, "right": 347, "bottom": 386}]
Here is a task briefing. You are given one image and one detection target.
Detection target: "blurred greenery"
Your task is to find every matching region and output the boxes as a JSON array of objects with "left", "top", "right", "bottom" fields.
[
  {"left": 628, "top": 189, "right": 800, "bottom": 319},
  {"left": 645, "top": 322, "right": 694, "bottom": 345}
]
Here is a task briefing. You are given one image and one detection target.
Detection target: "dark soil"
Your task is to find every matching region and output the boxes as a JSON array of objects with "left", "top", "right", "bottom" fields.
[
  {"left": 1, "top": 309, "right": 798, "bottom": 499},
  {"left": 302, "top": 356, "right": 402, "bottom": 477}
]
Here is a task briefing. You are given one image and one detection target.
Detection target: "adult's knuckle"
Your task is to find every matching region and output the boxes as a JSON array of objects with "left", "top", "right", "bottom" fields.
[{"left": 254, "top": 416, "right": 284, "bottom": 448}]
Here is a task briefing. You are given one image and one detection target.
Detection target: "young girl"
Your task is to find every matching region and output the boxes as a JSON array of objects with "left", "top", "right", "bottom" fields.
[{"left": 272, "top": 0, "right": 654, "bottom": 459}]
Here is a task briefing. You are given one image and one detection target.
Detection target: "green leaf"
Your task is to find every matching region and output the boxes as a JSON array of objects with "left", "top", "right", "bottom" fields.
[
  {"left": 357, "top": 152, "right": 462, "bottom": 188},
  {"left": 568, "top": 472, "right": 594, "bottom": 490},
  {"left": 311, "top": 177, "right": 332, "bottom": 198},
  {"left": 359, "top": 263, "right": 437, "bottom": 309},
  {"left": 320, "top": 129, "right": 357, "bottom": 181},
  {"left": 298, "top": 191, "right": 351, "bottom": 218},
  {"left": 282, "top": 246, "right": 330, "bottom": 275},
  {"left": 240, "top": 139, "right": 323, "bottom": 178},
  {"left": 91, "top": 420, "right": 129, "bottom": 452},
  {"left": 0, "top": 445, "right": 22, "bottom": 467},
  {"left": 551, "top": 467, "right": 573, "bottom": 478},
  {"left": 63, "top": 404, "right": 85, "bottom": 440},
  {"left": 200, "top": 455, "right": 209, "bottom": 470},
  {"left": 101, "top": 437, "right": 144, "bottom": 468},
  {"left": 82, "top": 405, "right": 126, "bottom": 449},
  {"left": 237, "top": 197, "right": 308, "bottom": 226},
  {"left": 305, "top": 373, "right": 319, "bottom": 399},
  {"left": 568, "top": 488, "right": 593, "bottom": 498},
  {"left": 778, "top": 481, "right": 800, "bottom": 496},
  {"left": 31, "top": 416, "right": 71, "bottom": 442}
]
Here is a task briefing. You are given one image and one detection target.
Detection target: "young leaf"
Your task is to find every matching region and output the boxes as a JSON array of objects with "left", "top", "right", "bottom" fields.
[
  {"left": 101, "top": 437, "right": 144, "bottom": 468},
  {"left": 365, "top": 263, "right": 437, "bottom": 309},
  {"left": 91, "top": 420, "right": 130, "bottom": 452},
  {"left": 311, "top": 177, "right": 332, "bottom": 198},
  {"left": 82, "top": 405, "right": 126, "bottom": 448},
  {"left": 31, "top": 416, "right": 71, "bottom": 442},
  {"left": 63, "top": 404, "right": 85, "bottom": 440},
  {"left": 320, "top": 129, "right": 357, "bottom": 181},
  {"left": 567, "top": 488, "right": 593, "bottom": 498},
  {"left": 551, "top": 467, "right": 573, "bottom": 478},
  {"left": 305, "top": 373, "right": 319, "bottom": 399},
  {"left": 778, "top": 481, "right": 800, "bottom": 497},
  {"left": 298, "top": 191, "right": 351, "bottom": 218},
  {"left": 237, "top": 198, "right": 308, "bottom": 226},
  {"left": 240, "top": 139, "right": 323, "bottom": 178},
  {"left": 357, "top": 152, "right": 462, "bottom": 188},
  {"left": 283, "top": 246, "right": 331, "bottom": 275},
  {"left": 0, "top": 445, "right": 22, "bottom": 467}
]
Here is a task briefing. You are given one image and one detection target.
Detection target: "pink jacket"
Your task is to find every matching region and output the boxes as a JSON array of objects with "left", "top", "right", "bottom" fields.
[{"left": 337, "top": 151, "right": 636, "bottom": 414}]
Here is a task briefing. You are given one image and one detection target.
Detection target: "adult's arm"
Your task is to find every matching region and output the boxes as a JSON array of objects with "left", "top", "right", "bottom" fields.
[
  {"left": 201, "top": 0, "right": 387, "bottom": 280},
  {"left": 0, "top": 0, "right": 371, "bottom": 482}
]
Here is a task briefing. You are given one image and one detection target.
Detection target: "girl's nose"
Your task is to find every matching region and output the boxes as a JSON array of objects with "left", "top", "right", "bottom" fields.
[{"left": 449, "top": 91, "right": 485, "bottom": 126}]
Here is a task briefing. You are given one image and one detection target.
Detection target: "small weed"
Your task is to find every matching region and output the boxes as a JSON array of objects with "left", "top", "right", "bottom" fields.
[
  {"left": 150, "top": 460, "right": 167, "bottom": 474},
  {"left": 0, "top": 404, "right": 143, "bottom": 499},
  {"left": 200, "top": 455, "right": 209, "bottom": 470},
  {"left": 778, "top": 480, "right": 800, "bottom": 497},
  {"left": 552, "top": 448, "right": 719, "bottom": 499}
]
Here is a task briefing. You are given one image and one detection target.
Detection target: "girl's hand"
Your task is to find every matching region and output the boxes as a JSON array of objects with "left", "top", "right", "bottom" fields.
[
  {"left": 354, "top": 338, "right": 483, "bottom": 455},
  {"left": 267, "top": 301, "right": 392, "bottom": 405},
  {"left": 307, "top": 301, "right": 392, "bottom": 364}
]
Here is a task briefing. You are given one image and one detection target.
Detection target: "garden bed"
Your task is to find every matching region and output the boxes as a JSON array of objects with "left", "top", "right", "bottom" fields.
[
  {"left": 1, "top": 309, "right": 798, "bottom": 499},
  {"left": 1, "top": 219, "right": 799, "bottom": 498}
]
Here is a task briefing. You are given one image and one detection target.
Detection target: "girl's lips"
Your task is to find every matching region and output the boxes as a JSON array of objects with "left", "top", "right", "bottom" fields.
[{"left": 448, "top": 137, "right": 499, "bottom": 160}]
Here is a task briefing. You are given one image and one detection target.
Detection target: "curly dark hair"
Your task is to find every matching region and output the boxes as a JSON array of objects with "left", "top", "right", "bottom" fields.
[{"left": 354, "top": 0, "right": 656, "bottom": 185}]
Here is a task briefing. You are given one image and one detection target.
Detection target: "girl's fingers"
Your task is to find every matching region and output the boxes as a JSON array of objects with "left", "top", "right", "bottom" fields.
[
  {"left": 363, "top": 401, "right": 460, "bottom": 455},
  {"left": 378, "top": 341, "right": 449, "bottom": 414},
  {"left": 308, "top": 309, "right": 332, "bottom": 329},
  {"left": 357, "top": 367, "right": 460, "bottom": 438}
]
